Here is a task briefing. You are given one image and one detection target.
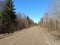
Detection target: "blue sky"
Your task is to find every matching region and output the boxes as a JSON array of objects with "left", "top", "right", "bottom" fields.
[{"left": 13, "top": 0, "right": 51, "bottom": 23}]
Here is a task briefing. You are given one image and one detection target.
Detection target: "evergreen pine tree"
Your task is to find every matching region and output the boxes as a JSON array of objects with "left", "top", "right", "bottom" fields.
[{"left": 1, "top": 0, "right": 16, "bottom": 33}]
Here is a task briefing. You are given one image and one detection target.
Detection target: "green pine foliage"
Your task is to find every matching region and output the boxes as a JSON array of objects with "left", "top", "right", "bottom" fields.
[{"left": 0, "top": 0, "right": 16, "bottom": 33}]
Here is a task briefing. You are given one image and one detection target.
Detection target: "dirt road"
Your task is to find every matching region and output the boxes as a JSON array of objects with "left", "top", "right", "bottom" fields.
[{"left": 0, "top": 26, "right": 59, "bottom": 45}]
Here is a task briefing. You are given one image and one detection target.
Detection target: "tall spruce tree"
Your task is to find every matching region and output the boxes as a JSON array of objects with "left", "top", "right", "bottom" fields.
[
  {"left": 3, "top": 0, "right": 16, "bottom": 22},
  {"left": 1, "top": 0, "right": 16, "bottom": 33}
]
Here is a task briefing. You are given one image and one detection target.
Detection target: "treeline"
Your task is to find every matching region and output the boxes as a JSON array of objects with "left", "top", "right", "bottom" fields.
[
  {"left": 38, "top": 12, "right": 60, "bottom": 31},
  {"left": 38, "top": 0, "right": 60, "bottom": 31},
  {"left": 16, "top": 14, "right": 35, "bottom": 30},
  {"left": 0, "top": 0, "right": 35, "bottom": 34}
]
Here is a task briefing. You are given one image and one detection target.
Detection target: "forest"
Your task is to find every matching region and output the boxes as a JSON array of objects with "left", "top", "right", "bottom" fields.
[{"left": 0, "top": 0, "right": 36, "bottom": 34}]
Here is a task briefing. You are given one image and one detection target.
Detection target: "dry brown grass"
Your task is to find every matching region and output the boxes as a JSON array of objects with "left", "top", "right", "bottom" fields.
[
  {"left": 48, "top": 30, "right": 60, "bottom": 39},
  {"left": 0, "top": 33, "right": 13, "bottom": 39}
]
